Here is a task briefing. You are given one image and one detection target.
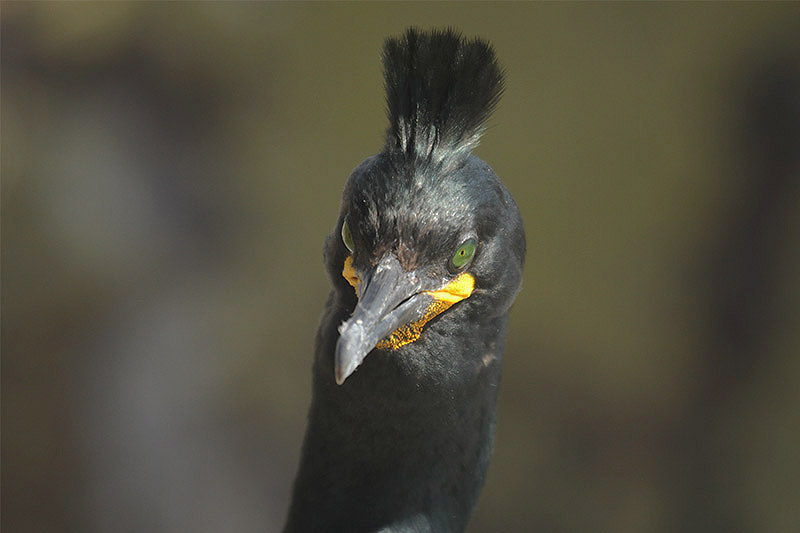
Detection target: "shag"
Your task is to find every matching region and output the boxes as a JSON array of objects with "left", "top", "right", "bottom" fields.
[{"left": 285, "top": 28, "right": 525, "bottom": 533}]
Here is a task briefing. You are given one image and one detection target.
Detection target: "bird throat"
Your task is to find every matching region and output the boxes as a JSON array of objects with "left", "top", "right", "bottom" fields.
[{"left": 342, "top": 255, "right": 474, "bottom": 350}]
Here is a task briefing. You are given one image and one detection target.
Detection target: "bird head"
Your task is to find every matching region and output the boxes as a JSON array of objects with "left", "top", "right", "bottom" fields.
[{"left": 324, "top": 28, "right": 525, "bottom": 385}]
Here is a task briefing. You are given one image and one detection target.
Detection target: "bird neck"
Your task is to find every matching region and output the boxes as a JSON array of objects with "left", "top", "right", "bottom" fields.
[{"left": 285, "top": 302, "right": 506, "bottom": 532}]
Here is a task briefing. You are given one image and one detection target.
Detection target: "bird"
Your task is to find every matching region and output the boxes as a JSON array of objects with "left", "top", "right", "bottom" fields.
[{"left": 284, "top": 28, "right": 525, "bottom": 533}]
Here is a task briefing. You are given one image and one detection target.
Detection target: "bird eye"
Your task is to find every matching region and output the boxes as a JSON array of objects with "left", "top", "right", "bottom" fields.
[
  {"left": 450, "top": 238, "right": 477, "bottom": 272},
  {"left": 341, "top": 218, "right": 355, "bottom": 253}
]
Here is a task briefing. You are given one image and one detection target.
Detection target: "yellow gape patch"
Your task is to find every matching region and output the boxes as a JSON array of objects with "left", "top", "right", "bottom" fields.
[
  {"left": 376, "top": 272, "right": 475, "bottom": 350},
  {"left": 342, "top": 256, "right": 361, "bottom": 295}
]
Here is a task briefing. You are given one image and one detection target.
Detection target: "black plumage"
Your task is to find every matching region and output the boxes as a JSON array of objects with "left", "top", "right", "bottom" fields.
[
  {"left": 285, "top": 28, "right": 525, "bottom": 533},
  {"left": 382, "top": 28, "right": 504, "bottom": 171}
]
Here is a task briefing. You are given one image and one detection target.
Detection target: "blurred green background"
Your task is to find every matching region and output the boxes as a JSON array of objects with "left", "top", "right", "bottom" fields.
[{"left": 3, "top": 2, "right": 799, "bottom": 532}]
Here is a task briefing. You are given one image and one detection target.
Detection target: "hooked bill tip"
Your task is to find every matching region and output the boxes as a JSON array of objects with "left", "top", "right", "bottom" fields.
[
  {"left": 334, "top": 326, "right": 369, "bottom": 385},
  {"left": 334, "top": 367, "right": 350, "bottom": 386},
  {"left": 334, "top": 349, "right": 361, "bottom": 385}
]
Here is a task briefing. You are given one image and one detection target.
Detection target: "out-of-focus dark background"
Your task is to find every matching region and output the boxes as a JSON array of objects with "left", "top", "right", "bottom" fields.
[{"left": 3, "top": 3, "right": 799, "bottom": 532}]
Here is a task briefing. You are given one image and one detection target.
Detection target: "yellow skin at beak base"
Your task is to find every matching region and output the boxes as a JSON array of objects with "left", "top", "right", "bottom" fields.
[
  {"left": 342, "top": 256, "right": 361, "bottom": 296},
  {"left": 341, "top": 255, "right": 474, "bottom": 350}
]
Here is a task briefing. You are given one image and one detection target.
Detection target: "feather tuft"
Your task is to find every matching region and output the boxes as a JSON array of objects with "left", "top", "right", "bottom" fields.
[{"left": 382, "top": 28, "right": 504, "bottom": 171}]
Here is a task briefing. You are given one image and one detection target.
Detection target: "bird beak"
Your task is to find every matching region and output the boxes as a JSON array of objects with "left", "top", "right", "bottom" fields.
[
  {"left": 335, "top": 254, "right": 430, "bottom": 385},
  {"left": 334, "top": 253, "right": 474, "bottom": 385}
]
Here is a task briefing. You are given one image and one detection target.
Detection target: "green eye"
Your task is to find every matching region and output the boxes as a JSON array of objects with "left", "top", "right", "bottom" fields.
[
  {"left": 450, "top": 238, "right": 477, "bottom": 271},
  {"left": 341, "top": 218, "right": 355, "bottom": 253}
]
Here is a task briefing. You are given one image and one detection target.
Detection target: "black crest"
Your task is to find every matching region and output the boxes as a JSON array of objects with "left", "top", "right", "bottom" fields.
[{"left": 382, "top": 28, "right": 504, "bottom": 171}]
